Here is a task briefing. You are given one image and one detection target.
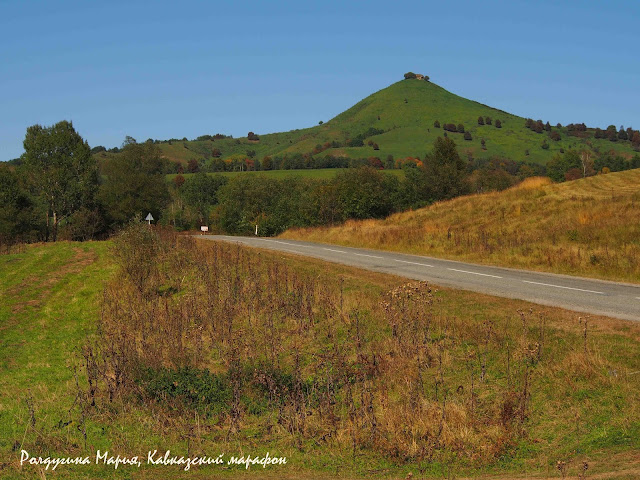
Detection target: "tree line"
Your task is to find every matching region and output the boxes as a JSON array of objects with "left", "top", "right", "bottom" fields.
[
  {"left": 168, "top": 137, "right": 545, "bottom": 235},
  {"left": 3, "top": 119, "right": 633, "bottom": 248},
  {"left": 0, "top": 121, "right": 170, "bottom": 248}
]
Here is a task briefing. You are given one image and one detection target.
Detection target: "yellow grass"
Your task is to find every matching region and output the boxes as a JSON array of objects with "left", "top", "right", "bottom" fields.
[{"left": 282, "top": 170, "right": 640, "bottom": 282}]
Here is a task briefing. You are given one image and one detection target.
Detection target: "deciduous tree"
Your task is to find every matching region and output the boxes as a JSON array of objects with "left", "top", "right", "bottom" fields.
[
  {"left": 98, "top": 142, "right": 169, "bottom": 227},
  {"left": 21, "top": 120, "right": 98, "bottom": 241},
  {"left": 422, "top": 137, "right": 469, "bottom": 200}
]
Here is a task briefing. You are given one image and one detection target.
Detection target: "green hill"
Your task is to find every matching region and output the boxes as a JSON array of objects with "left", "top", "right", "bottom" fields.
[{"left": 95, "top": 79, "right": 638, "bottom": 168}]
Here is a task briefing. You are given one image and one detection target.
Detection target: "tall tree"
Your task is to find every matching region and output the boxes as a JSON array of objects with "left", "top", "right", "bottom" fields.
[
  {"left": 98, "top": 142, "right": 170, "bottom": 227},
  {"left": 180, "top": 172, "right": 228, "bottom": 224},
  {"left": 21, "top": 120, "right": 98, "bottom": 241},
  {"left": 422, "top": 137, "right": 469, "bottom": 200}
]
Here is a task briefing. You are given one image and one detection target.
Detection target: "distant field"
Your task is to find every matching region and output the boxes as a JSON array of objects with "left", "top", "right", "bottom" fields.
[
  {"left": 283, "top": 169, "right": 640, "bottom": 283},
  {"left": 167, "top": 168, "right": 405, "bottom": 181}
]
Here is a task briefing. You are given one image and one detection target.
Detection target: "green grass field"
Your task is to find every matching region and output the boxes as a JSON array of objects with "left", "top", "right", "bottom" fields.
[
  {"left": 97, "top": 79, "right": 638, "bottom": 169},
  {"left": 1, "top": 239, "right": 639, "bottom": 479},
  {"left": 166, "top": 168, "right": 404, "bottom": 182}
]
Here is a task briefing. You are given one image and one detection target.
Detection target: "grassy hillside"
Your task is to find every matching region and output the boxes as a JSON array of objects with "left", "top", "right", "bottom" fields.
[
  {"left": 95, "top": 79, "right": 638, "bottom": 168},
  {"left": 283, "top": 169, "right": 640, "bottom": 283},
  {"left": 1, "top": 238, "right": 639, "bottom": 479}
]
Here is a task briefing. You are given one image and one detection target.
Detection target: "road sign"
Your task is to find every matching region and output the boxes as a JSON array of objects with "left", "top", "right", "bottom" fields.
[{"left": 145, "top": 213, "right": 154, "bottom": 224}]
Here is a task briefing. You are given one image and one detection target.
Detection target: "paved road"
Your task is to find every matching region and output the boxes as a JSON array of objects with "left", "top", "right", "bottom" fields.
[{"left": 198, "top": 235, "right": 640, "bottom": 322}]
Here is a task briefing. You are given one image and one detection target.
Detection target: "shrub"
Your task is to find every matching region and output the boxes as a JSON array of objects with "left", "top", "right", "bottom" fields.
[
  {"left": 485, "top": 116, "right": 492, "bottom": 125},
  {"left": 457, "top": 124, "right": 465, "bottom": 133},
  {"left": 618, "top": 128, "right": 628, "bottom": 141},
  {"left": 173, "top": 174, "right": 185, "bottom": 188},
  {"left": 478, "top": 116, "right": 485, "bottom": 125},
  {"left": 140, "top": 367, "right": 231, "bottom": 414},
  {"left": 434, "top": 120, "right": 441, "bottom": 128},
  {"left": 495, "top": 119, "right": 502, "bottom": 128},
  {"left": 464, "top": 131, "right": 472, "bottom": 141},
  {"left": 187, "top": 159, "right": 200, "bottom": 173}
]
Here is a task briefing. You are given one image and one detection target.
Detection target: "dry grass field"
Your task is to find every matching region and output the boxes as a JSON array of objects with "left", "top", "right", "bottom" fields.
[
  {"left": 283, "top": 171, "right": 640, "bottom": 283},
  {"left": 2, "top": 230, "right": 639, "bottom": 479}
]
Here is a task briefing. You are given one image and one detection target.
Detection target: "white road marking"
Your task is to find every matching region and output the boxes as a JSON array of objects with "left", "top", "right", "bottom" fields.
[
  {"left": 522, "top": 280, "right": 605, "bottom": 295},
  {"left": 323, "top": 248, "right": 348, "bottom": 254},
  {"left": 263, "top": 239, "right": 310, "bottom": 247},
  {"left": 395, "top": 259, "right": 434, "bottom": 267},
  {"left": 354, "top": 253, "right": 384, "bottom": 259},
  {"left": 447, "top": 268, "right": 502, "bottom": 279}
]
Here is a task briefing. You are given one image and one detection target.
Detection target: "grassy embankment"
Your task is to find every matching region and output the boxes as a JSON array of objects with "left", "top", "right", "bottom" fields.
[
  {"left": 1, "top": 235, "right": 639, "bottom": 479},
  {"left": 283, "top": 170, "right": 640, "bottom": 283},
  {"left": 95, "top": 79, "right": 639, "bottom": 169}
]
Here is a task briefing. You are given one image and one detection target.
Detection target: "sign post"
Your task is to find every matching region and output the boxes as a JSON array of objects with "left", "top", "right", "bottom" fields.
[
  {"left": 145, "top": 213, "right": 154, "bottom": 225},
  {"left": 200, "top": 226, "right": 209, "bottom": 235}
]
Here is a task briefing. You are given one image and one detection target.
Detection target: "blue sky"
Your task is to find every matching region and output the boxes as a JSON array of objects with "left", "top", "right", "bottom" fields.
[{"left": 1, "top": 0, "right": 639, "bottom": 160}]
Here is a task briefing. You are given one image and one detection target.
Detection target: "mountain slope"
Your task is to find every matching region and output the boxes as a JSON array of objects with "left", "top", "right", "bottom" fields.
[{"left": 94, "top": 79, "right": 638, "bottom": 167}]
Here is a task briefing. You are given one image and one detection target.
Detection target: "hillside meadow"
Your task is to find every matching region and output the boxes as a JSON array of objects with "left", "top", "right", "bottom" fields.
[
  {"left": 283, "top": 170, "right": 640, "bottom": 283},
  {"left": 1, "top": 231, "right": 639, "bottom": 479},
  {"left": 166, "top": 168, "right": 405, "bottom": 182},
  {"left": 95, "top": 79, "right": 639, "bottom": 169}
]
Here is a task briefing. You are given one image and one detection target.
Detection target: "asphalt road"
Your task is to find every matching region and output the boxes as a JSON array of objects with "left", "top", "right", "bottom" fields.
[{"left": 199, "top": 235, "right": 640, "bottom": 322}]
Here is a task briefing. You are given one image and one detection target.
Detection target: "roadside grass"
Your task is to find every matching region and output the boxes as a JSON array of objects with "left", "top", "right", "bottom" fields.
[
  {"left": 1, "top": 239, "right": 639, "bottom": 479},
  {"left": 283, "top": 170, "right": 640, "bottom": 283}
]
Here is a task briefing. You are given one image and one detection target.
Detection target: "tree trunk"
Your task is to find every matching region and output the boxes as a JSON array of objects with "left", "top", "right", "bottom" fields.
[
  {"left": 45, "top": 210, "right": 50, "bottom": 242},
  {"left": 52, "top": 210, "right": 58, "bottom": 242}
]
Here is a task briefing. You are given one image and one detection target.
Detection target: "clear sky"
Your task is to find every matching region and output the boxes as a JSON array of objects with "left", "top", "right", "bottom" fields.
[{"left": 1, "top": 0, "right": 638, "bottom": 161}]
